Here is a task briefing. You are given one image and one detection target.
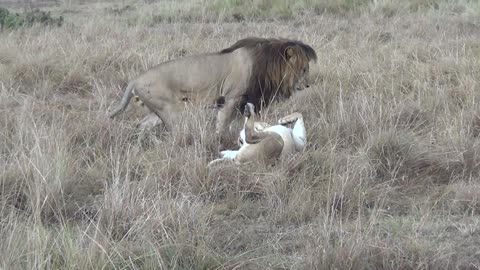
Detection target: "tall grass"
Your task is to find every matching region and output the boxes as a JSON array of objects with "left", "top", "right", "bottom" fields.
[
  {"left": 1, "top": 0, "right": 480, "bottom": 269},
  {"left": 43, "top": 0, "right": 480, "bottom": 25}
]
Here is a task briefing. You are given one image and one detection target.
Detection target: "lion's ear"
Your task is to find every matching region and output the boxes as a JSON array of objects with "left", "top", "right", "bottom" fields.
[{"left": 285, "top": 47, "right": 295, "bottom": 60}]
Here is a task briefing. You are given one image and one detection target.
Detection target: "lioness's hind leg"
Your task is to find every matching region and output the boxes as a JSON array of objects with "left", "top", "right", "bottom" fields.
[
  {"left": 235, "top": 135, "right": 284, "bottom": 165},
  {"left": 291, "top": 115, "right": 306, "bottom": 152}
]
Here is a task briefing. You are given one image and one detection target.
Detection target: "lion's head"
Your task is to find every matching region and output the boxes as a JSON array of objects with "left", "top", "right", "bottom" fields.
[{"left": 220, "top": 37, "right": 317, "bottom": 113}]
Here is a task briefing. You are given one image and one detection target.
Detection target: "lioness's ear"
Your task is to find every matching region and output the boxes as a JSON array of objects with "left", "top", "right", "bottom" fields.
[{"left": 285, "top": 47, "right": 295, "bottom": 60}]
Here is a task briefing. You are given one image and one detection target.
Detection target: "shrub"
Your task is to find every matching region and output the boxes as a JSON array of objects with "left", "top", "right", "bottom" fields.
[{"left": 0, "top": 7, "right": 63, "bottom": 30}]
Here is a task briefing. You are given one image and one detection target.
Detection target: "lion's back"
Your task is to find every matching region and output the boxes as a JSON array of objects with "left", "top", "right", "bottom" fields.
[{"left": 133, "top": 49, "right": 253, "bottom": 103}]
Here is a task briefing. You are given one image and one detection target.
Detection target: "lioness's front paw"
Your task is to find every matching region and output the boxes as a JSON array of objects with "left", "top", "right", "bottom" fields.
[{"left": 278, "top": 112, "right": 302, "bottom": 125}]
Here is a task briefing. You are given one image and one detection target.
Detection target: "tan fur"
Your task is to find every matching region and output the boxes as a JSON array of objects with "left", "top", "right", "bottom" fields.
[
  {"left": 208, "top": 104, "right": 306, "bottom": 167},
  {"left": 235, "top": 105, "right": 284, "bottom": 165},
  {"left": 108, "top": 37, "right": 317, "bottom": 142}
]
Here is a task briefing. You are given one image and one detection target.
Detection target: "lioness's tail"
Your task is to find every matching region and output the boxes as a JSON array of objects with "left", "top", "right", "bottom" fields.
[{"left": 109, "top": 82, "right": 135, "bottom": 119}]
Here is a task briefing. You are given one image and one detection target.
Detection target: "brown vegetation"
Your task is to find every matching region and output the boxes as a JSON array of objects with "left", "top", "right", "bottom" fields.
[{"left": 1, "top": 0, "right": 480, "bottom": 269}]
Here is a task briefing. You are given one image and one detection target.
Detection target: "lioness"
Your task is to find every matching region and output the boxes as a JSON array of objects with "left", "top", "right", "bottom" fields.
[
  {"left": 108, "top": 37, "right": 317, "bottom": 141},
  {"left": 208, "top": 103, "right": 306, "bottom": 166}
]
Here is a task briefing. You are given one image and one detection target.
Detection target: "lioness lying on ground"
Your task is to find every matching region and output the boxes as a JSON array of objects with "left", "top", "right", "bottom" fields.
[
  {"left": 108, "top": 37, "right": 316, "bottom": 146},
  {"left": 208, "top": 103, "right": 306, "bottom": 166}
]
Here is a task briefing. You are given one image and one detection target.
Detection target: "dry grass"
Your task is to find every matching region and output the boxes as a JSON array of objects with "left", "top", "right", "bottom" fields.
[{"left": 1, "top": 0, "right": 480, "bottom": 269}]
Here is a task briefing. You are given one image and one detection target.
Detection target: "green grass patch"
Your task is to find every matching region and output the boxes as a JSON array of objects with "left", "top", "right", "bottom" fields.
[{"left": 0, "top": 7, "right": 64, "bottom": 30}]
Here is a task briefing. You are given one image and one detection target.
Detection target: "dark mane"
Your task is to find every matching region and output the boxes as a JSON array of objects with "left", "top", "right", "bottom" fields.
[
  {"left": 219, "top": 37, "right": 317, "bottom": 112},
  {"left": 220, "top": 37, "right": 317, "bottom": 62},
  {"left": 220, "top": 37, "right": 270, "bottom": 54}
]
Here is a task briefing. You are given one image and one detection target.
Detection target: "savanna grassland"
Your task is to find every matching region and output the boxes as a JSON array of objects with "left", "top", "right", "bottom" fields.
[{"left": 1, "top": 0, "right": 480, "bottom": 269}]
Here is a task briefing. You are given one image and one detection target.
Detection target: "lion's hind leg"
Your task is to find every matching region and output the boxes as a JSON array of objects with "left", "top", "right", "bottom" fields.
[
  {"left": 135, "top": 96, "right": 177, "bottom": 133},
  {"left": 137, "top": 112, "right": 163, "bottom": 130}
]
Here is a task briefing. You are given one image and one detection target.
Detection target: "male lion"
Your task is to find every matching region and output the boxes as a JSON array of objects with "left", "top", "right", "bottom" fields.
[
  {"left": 108, "top": 37, "right": 317, "bottom": 142},
  {"left": 208, "top": 103, "right": 306, "bottom": 166}
]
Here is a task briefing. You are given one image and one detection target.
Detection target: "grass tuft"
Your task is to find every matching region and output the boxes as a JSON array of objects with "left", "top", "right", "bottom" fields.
[{"left": 1, "top": 0, "right": 480, "bottom": 268}]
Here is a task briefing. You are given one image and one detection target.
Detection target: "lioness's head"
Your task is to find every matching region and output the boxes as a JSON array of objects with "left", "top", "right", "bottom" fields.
[
  {"left": 238, "top": 122, "right": 271, "bottom": 147},
  {"left": 238, "top": 103, "right": 271, "bottom": 146},
  {"left": 284, "top": 45, "right": 311, "bottom": 92}
]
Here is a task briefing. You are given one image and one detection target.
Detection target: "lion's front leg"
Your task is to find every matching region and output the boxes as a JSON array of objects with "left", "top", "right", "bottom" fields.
[
  {"left": 215, "top": 108, "right": 230, "bottom": 137},
  {"left": 215, "top": 96, "right": 244, "bottom": 149},
  {"left": 215, "top": 98, "right": 240, "bottom": 135}
]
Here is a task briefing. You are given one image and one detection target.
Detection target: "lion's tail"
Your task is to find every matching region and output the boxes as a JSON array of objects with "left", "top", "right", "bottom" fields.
[{"left": 108, "top": 82, "right": 135, "bottom": 119}]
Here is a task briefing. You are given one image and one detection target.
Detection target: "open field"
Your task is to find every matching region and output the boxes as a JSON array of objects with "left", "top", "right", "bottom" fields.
[{"left": 1, "top": 0, "right": 480, "bottom": 269}]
